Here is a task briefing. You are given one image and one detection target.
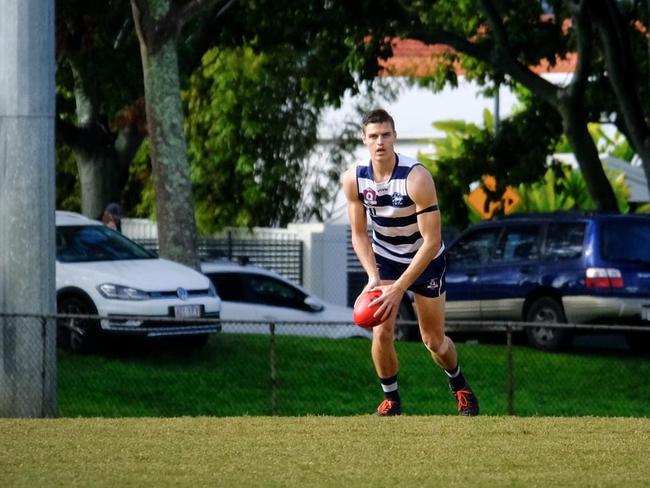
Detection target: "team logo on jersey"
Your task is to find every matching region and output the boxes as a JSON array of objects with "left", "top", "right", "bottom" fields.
[
  {"left": 391, "top": 192, "right": 405, "bottom": 206},
  {"left": 363, "top": 188, "right": 377, "bottom": 205}
]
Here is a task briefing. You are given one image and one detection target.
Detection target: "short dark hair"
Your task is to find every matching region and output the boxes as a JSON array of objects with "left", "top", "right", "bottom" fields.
[
  {"left": 105, "top": 202, "right": 122, "bottom": 218},
  {"left": 362, "top": 109, "right": 395, "bottom": 132}
]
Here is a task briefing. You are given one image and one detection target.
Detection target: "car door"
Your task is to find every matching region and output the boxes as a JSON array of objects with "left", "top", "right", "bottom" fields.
[
  {"left": 477, "top": 224, "right": 542, "bottom": 320},
  {"left": 207, "top": 271, "right": 316, "bottom": 331},
  {"left": 240, "top": 272, "right": 313, "bottom": 323},
  {"left": 205, "top": 272, "right": 261, "bottom": 332},
  {"left": 445, "top": 226, "right": 502, "bottom": 320}
]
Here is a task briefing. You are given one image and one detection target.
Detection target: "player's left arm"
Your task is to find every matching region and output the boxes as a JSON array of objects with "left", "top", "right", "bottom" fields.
[{"left": 371, "top": 165, "right": 442, "bottom": 320}]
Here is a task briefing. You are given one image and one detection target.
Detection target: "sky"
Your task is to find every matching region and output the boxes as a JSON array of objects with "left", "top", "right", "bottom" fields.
[
  {"left": 319, "top": 76, "right": 521, "bottom": 141},
  {"left": 319, "top": 72, "right": 574, "bottom": 140}
]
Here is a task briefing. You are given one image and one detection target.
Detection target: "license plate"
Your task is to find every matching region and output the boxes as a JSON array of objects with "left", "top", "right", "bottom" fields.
[
  {"left": 642, "top": 306, "right": 650, "bottom": 322},
  {"left": 174, "top": 305, "right": 201, "bottom": 319}
]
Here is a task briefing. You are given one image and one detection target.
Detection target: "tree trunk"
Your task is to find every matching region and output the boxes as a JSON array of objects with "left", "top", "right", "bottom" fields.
[
  {"left": 558, "top": 100, "right": 620, "bottom": 212},
  {"left": 76, "top": 153, "right": 125, "bottom": 219},
  {"left": 588, "top": 0, "right": 650, "bottom": 200},
  {"left": 131, "top": 0, "right": 199, "bottom": 269},
  {"left": 69, "top": 64, "right": 141, "bottom": 219}
]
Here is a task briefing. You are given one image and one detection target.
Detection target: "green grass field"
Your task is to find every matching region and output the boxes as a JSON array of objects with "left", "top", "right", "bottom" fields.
[
  {"left": 2, "top": 416, "right": 649, "bottom": 487},
  {"left": 57, "top": 333, "right": 650, "bottom": 417}
]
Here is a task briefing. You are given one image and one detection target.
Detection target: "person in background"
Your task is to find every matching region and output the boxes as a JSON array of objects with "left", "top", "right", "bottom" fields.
[
  {"left": 341, "top": 108, "right": 479, "bottom": 416},
  {"left": 102, "top": 202, "right": 122, "bottom": 232}
]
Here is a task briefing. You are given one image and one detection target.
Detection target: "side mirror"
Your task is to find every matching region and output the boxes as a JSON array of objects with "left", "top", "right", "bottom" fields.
[{"left": 304, "top": 296, "right": 324, "bottom": 312}]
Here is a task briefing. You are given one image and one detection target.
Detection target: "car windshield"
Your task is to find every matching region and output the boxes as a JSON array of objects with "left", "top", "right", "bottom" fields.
[
  {"left": 56, "top": 225, "right": 156, "bottom": 262},
  {"left": 601, "top": 220, "right": 650, "bottom": 265}
]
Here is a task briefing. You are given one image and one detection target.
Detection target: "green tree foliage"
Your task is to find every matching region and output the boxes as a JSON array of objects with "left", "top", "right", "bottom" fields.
[
  {"left": 184, "top": 46, "right": 321, "bottom": 232},
  {"left": 556, "top": 124, "right": 637, "bottom": 162},
  {"left": 384, "top": 0, "right": 650, "bottom": 212},
  {"left": 122, "top": 140, "right": 156, "bottom": 218},
  {"left": 589, "top": 124, "right": 636, "bottom": 162},
  {"left": 55, "top": 0, "right": 650, "bottom": 245},
  {"left": 515, "top": 165, "right": 630, "bottom": 214},
  {"left": 55, "top": 0, "right": 401, "bottom": 233},
  {"left": 56, "top": 146, "right": 81, "bottom": 211},
  {"left": 419, "top": 100, "right": 563, "bottom": 229},
  {"left": 637, "top": 203, "right": 650, "bottom": 213},
  {"left": 421, "top": 99, "right": 642, "bottom": 228}
]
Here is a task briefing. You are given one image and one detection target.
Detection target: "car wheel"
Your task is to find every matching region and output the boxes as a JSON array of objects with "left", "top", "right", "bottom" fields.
[
  {"left": 57, "top": 296, "right": 98, "bottom": 353},
  {"left": 395, "top": 300, "right": 418, "bottom": 341},
  {"left": 525, "top": 297, "right": 569, "bottom": 351},
  {"left": 180, "top": 334, "right": 209, "bottom": 350},
  {"left": 626, "top": 331, "right": 650, "bottom": 355}
]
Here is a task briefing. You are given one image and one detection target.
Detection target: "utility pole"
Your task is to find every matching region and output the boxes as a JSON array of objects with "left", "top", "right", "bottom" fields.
[{"left": 0, "top": 0, "right": 57, "bottom": 417}]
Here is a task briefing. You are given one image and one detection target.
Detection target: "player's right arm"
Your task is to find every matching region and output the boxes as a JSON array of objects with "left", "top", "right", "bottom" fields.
[{"left": 341, "top": 167, "right": 380, "bottom": 290}]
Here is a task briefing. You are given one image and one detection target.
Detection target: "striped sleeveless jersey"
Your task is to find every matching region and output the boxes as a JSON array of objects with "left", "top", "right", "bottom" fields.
[{"left": 356, "top": 153, "right": 438, "bottom": 264}]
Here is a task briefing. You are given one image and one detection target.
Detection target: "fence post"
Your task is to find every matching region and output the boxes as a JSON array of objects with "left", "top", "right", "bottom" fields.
[
  {"left": 506, "top": 326, "right": 515, "bottom": 415},
  {"left": 41, "top": 316, "right": 57, "bottom": 417},
  {"left": 269, "top": 322, "right": 277, "bottom": 416}
]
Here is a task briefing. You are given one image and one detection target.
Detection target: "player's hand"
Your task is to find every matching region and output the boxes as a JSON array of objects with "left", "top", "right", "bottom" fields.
[
  {"left": 369, "top": 283, "right": 405, "bottom": 322},
  {"left": 363, "top": 277, "right": 381, "bottom": 293}
]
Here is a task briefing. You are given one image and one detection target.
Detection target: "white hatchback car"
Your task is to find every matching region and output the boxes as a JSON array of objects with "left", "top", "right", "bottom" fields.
[
  {"left": 200, "top": 260, "right": 371, "bottom": 339},
  {"left": 56, "top": 211, "right": 221, "bottom": 351}
]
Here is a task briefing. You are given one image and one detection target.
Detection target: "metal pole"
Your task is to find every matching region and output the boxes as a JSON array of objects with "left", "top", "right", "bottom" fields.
[
  {"left": 506, "top": 326, "right": 514, "bottom": 416},
  {"left": 269, "top": 322, "right": 277, "bottom": 415},
  {"left": 0, "top": 0, "right": 57, "bottom": 417}
]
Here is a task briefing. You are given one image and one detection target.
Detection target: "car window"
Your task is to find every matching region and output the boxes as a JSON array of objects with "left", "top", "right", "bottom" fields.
[
  {"left": 492, "top": 226, "right": 540, "bottom": 263},
  {"left": 242, "top": 274, "right": 309, "bottom": 310},
  {"left": 544, "top": 222, "right": 586, "bottom": 261},
  {"left": 206, "top": 273, "right": 245, "bottom": 301},
  {"left": 601, "top": 220, "right": 650, "bottom": 264},
  {"left": 56, "top": 225, "right": 155, "bottom": 262},
  {"left": 447, "top": 227, "right": 501, "bottom": 266},
  {"left": 208, "top": 271, "right": 310, "bottom": 310}
]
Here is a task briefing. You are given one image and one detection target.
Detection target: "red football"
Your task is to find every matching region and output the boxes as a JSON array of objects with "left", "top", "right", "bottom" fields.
[{"left": 353, "top": 289, "right": 384, "bottom": 328}]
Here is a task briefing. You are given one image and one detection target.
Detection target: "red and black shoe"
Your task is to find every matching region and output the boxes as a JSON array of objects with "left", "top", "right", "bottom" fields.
[
  {"left": 453, "top": 387, "right": 479, "bottom": 416},
  {"left": 375, "top": 399, "right": 401, "bottom": 416}
]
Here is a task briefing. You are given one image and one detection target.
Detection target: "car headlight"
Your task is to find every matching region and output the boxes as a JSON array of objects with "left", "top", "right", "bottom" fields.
[{"left": 97, "top": 283, "right": 149, "bottom": 300}]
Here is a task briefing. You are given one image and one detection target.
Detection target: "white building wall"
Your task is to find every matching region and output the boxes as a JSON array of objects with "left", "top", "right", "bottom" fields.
[
  {"left": 288, "top": 223, "right": 349, "bottom": 306},
  {"left": 122, "top": 218, "right": 158, "bottom": 239}
]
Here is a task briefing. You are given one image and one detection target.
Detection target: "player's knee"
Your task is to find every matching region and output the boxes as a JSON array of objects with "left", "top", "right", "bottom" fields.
[
  {"left": 373, "top": 324, "right": 394, "bottom": 344},
  {"left": 422, "top": 334, "right": 448, "bottom": 355}
]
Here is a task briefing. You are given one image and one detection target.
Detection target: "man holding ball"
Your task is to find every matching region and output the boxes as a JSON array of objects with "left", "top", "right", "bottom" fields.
[{"left": 341, "top": 108, "right": 479, "bottom": 416}]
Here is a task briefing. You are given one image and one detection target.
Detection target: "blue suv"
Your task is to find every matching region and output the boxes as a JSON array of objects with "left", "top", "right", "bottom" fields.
[{"left": 443, "top": 212, "right": 650, "bottom": 350}]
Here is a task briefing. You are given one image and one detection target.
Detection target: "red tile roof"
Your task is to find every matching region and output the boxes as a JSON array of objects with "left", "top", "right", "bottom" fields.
[{"left": 380, "top": 38, "right": 576, "bottom": 77}]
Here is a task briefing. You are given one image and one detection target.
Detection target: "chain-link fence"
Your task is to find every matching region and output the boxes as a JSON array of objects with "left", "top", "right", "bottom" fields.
[
  {"left": 0, "top": 314, "right": 57, "bottom": 418},
  {"left": 1, "top": 312, "right": 649, "bottom": 418}
]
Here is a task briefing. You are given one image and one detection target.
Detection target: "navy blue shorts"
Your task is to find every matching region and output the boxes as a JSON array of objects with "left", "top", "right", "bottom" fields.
[{"left": 375, "top": 251, "right": 447, "bottom": 298}]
